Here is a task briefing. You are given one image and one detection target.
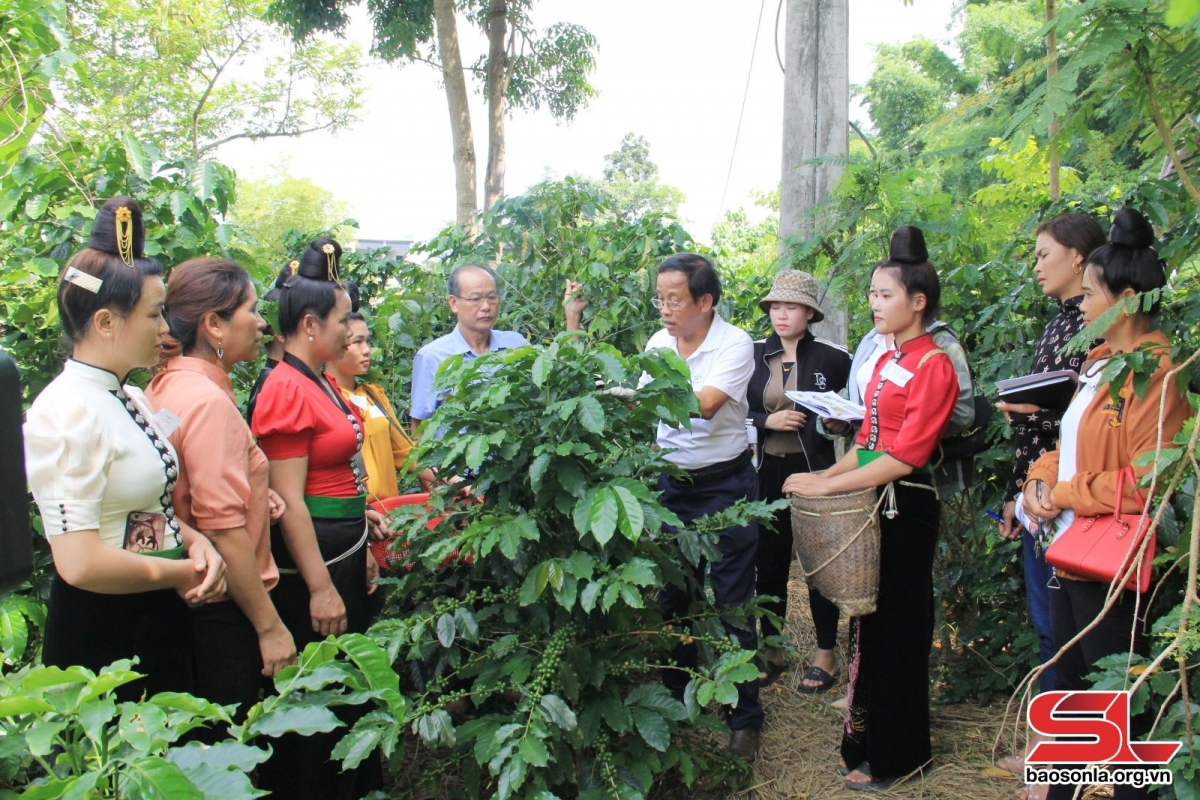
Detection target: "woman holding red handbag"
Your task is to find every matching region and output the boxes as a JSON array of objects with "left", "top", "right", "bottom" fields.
[{"left": 1021, "top": 208, "right": 1189, "bottom": 800}]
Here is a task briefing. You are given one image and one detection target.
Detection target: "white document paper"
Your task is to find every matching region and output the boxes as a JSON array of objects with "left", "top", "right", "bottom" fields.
[{"left": 784, "top": 391, "right": 866, "bottom": 422}]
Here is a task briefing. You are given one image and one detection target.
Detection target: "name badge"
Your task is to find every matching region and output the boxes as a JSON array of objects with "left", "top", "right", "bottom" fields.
[
  {"left": 880, "top": 361, "right": 914, "bottom": 388},
  {"left": 153, "top": 409, "right": 181, "bottom": 437}
]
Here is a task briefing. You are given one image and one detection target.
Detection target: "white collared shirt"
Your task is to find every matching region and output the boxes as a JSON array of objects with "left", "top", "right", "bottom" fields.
[
  {"left": 640, "top": 311, "right": 754, "bottom": 470},
  {"left": 25, "top": 359, "right": 182, "bottom": 549}
]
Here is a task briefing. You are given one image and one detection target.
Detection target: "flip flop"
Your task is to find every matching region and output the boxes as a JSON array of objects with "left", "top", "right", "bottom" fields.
[
  {"left": 796, "top": 665, "right": 838, "bottom": 694},
  {"left": 845, "top": 775, "right": 899, "bottom": 792},
  {"left": 837, "top": 761, "right": 869, "bottom": 777},
  {"left": 758, "top": 658, "right": 792, "bottom": 687},
  {"left": 845, "top": 766, "right": 898, "bottom": 792}
]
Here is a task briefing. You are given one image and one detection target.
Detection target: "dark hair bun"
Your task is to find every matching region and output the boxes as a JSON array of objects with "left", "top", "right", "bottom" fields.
[
  {"left": 88, "top": 196, "right": 145, "bottom": 259},
  {"left": 296, "top": 237, "right": 342, "bottom": 282},
  {"left": 263, "top": 260, "right": 296, "bottom": 302},
  {"left": 343, "top": 280, "right": 361, "bottom": 312},
  {"left": 889, "top": 225, "right": 929, "bottom": 264},
  {"left": 1109, "top": 208, "right": 1155, "bottom": 249}
]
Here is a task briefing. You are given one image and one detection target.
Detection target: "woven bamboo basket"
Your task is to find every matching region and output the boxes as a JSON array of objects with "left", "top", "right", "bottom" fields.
[{"left": 790, "top": 484, "right": 881, "bottom": 617}]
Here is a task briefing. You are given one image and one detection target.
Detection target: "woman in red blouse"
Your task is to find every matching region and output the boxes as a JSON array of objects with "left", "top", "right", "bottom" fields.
[
  {"left": 784, "top": 227, "right": 958, "bottom": 791},
  {"left": 251, "top": 237, "right": 381, "bottom": 799}
]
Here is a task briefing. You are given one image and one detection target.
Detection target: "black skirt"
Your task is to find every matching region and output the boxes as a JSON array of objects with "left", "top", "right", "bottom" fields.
[
  {"left": 43, "top": 573, "right": 194, "bottom": 702},
  {"left": 258, "top": 514, "right": 380, "bottom": 800},
  {"left": 841, "top": 478, "right": 940, "bottom": 781}
]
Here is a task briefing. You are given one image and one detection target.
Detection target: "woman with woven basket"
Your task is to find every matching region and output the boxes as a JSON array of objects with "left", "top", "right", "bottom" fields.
[
  {"left": 1020, "top": 209, "right": 1188, "bottom": 800},
  {"left": 783, "top": 226, "right": 958, "bottom": 791}
]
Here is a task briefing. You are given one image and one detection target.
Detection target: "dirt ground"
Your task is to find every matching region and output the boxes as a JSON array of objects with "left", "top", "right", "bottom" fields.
[{"left": 732, "top": 568, "right": 1026, "bottom": 800}]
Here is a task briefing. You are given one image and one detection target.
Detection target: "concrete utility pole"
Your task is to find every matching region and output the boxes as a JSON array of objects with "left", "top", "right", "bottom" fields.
[{"left": 778, "top": 0, "right": 849, "bottom": 347}]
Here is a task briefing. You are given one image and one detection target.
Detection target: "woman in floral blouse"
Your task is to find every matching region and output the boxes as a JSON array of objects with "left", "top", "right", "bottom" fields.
[{"left": 993, "top": 213, "right": 1105, "bottom": 789}]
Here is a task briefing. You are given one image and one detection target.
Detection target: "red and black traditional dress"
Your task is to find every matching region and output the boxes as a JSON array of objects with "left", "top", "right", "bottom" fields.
[
  {"left": 251, "top": 352, "right": 380, "bottom": 798},
  {"left": 842, "top": 333, "right": 957, "bottom": 782}
]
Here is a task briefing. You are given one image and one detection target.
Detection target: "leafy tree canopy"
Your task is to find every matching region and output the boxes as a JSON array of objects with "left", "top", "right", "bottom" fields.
[
  {"left": 597, "top": 133, "right": 685, "bottom": 222},
  {"left": 231, "top": 160, "right": 354, "bottom": 262},
  {"left": 54, "top": 0, "right": 366, "bottom": 161}
]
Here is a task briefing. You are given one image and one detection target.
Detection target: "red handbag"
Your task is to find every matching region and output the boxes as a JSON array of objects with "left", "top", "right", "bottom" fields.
[{"left": 1044, "top": 467, "right": 1156, "bottom": 593}]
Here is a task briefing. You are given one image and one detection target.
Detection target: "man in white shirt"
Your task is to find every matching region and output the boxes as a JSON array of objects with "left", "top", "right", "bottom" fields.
[{"left": 640, "top": 253, "right": 762, "bottom": 761}]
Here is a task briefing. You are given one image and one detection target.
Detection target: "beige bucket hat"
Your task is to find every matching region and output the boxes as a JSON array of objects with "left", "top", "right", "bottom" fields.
[{"left": 758, "top": 269, "right": 825, "bottom": 322}]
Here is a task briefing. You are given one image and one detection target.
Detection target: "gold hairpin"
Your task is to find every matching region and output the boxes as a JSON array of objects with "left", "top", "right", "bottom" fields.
[
  {"left": 289, "top": 260, "right": 299, "bottom": 272},
  {"left": 322, "top": 243, "right": 338, "bottom": 281},
  {"left": 114, "top": 207, "right": 135, "bottom": 268}
]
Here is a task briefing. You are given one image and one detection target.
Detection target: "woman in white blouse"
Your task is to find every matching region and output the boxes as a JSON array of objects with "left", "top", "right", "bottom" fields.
[{"left": 25, "top": 197, "right": 225, "bottom": 700}]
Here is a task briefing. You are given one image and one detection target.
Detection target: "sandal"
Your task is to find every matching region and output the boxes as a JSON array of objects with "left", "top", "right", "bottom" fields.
[
  {"left": 844, "top": 766, "right": 898, "bottom": 792},
  {"left": 837, "top": 760, "right": 868, "bottom": 777},
  {"left": 796, "top": 665, "right": 839, "bottom": 694},
  {"left": 758, "top": 658, "right": 792, "bottom": 687}
]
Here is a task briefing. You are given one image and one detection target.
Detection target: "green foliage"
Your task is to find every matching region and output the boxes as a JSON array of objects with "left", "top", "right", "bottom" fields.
[
  {"left": 0, "top": 592, "right": 46, "bottom": 670},
  {"left": 0, "top": 632, "right": 409, "bottom": 797},
  {"left": 862, "top": 40, "right": 955, "bottom": 154},
  {"left": 369, "top": 338, "right": 774, "bottom": 797},
  {"left": 0, "top": 660, "right": 265, "bottom": 798},
  {"left": 1005, "top": 0, "right": 1200, "bottom": 201},
  {"left": 57, "top": 0, "right": 366, "bottom": 161},
  {"left": 270, "top": 0, "right": 598, "bottom": 124},
  {"left": 414, "top": 177, "right": 699, "bottom": 356},
  {"left": 232, "top": 161, "right": 355, "bottom": 263},
  {"left": 0, "top": 0, "right": 72, "bottom": 163},
  {"left": 596, "top": 133, "right": 685, "bottom": 222},
  {"left": 0, "top": 134, "right": 253, "bottom": 399}
]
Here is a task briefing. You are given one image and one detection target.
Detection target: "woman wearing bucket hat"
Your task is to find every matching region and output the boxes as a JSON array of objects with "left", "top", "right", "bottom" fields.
[{"left": 746, "top": 270, "right": 850, "bottom": 691}]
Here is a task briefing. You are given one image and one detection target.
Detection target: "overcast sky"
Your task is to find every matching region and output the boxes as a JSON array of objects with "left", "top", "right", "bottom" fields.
[{"left": 220, "top": 0, "right": 960, "bottom": 245}]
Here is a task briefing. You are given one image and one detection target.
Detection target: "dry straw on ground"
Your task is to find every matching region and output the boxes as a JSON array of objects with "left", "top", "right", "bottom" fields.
[{"left": 700, "top": 566, "right": 1024, "bottom": 800}]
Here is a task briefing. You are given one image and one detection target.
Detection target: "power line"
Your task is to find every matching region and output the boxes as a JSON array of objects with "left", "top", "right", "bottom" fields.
[
  {"left": 718, "top": 0, "right": 768, "bottom": 221},
  {"left": 774, "top": 0, "right": 785, "bottom": 74}
]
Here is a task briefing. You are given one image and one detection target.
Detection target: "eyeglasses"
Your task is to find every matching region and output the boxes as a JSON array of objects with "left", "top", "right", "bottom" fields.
[
  {"left": 453, "top": 293, "right": 501, "bottom": 305},
  {"left": 651, "top": 297, "right": 689, "bottom": 311}
]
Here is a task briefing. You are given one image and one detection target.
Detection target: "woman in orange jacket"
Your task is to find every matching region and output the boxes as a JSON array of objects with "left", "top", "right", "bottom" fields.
[{"left": 1021, "top": 208, "right": 1189, "bottom": 800}]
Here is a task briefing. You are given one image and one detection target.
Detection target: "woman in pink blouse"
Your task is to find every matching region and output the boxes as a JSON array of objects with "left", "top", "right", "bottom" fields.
[{"left": 148, "top": 257, "right": 296, "bottom": 724}]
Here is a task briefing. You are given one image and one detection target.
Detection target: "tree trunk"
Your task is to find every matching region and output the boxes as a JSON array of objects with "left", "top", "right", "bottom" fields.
[
  {"left": 433, "top": 0, "right": 478, "bottom": 229},
  {"left": 484, "top": 0, "right": 510, "bottom": 212},
  {"left": 1046, "top": 0, "right": 1060, "bottom": 201}
]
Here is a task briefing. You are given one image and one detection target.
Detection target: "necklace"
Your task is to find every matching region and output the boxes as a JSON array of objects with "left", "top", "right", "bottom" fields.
[{"left": 111, "top": 387, "right": 183, "bottom": 547}]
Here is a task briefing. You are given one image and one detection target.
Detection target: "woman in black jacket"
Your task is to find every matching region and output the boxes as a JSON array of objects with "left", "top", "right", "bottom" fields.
[{"left": 747, "top": 270, "right": 850, "bottom": 690}]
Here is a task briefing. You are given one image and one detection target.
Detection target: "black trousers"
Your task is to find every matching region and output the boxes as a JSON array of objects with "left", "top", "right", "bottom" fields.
[
  {"left": 756, "top": 451, "right": 839, "bottom": 649},
  {"left": 258, "top": 515, "right": 381, "bottom": 800},
  {"left": 841, "top": 479, "right": 938, "bottom": 781},
  {"left": 1046, "top": 579, "right": 1155, "bottom": 800},
  {"left": 659, "top": 460, "right": 764, "bottom": 732},
  {"left": 43, "top": 574, "right": 193, "bottom": 703}
]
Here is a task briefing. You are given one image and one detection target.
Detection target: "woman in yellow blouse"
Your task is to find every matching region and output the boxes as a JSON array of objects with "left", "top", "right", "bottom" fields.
[{"left": 327, "top": 313, "right": 434, "bottom": 500}]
